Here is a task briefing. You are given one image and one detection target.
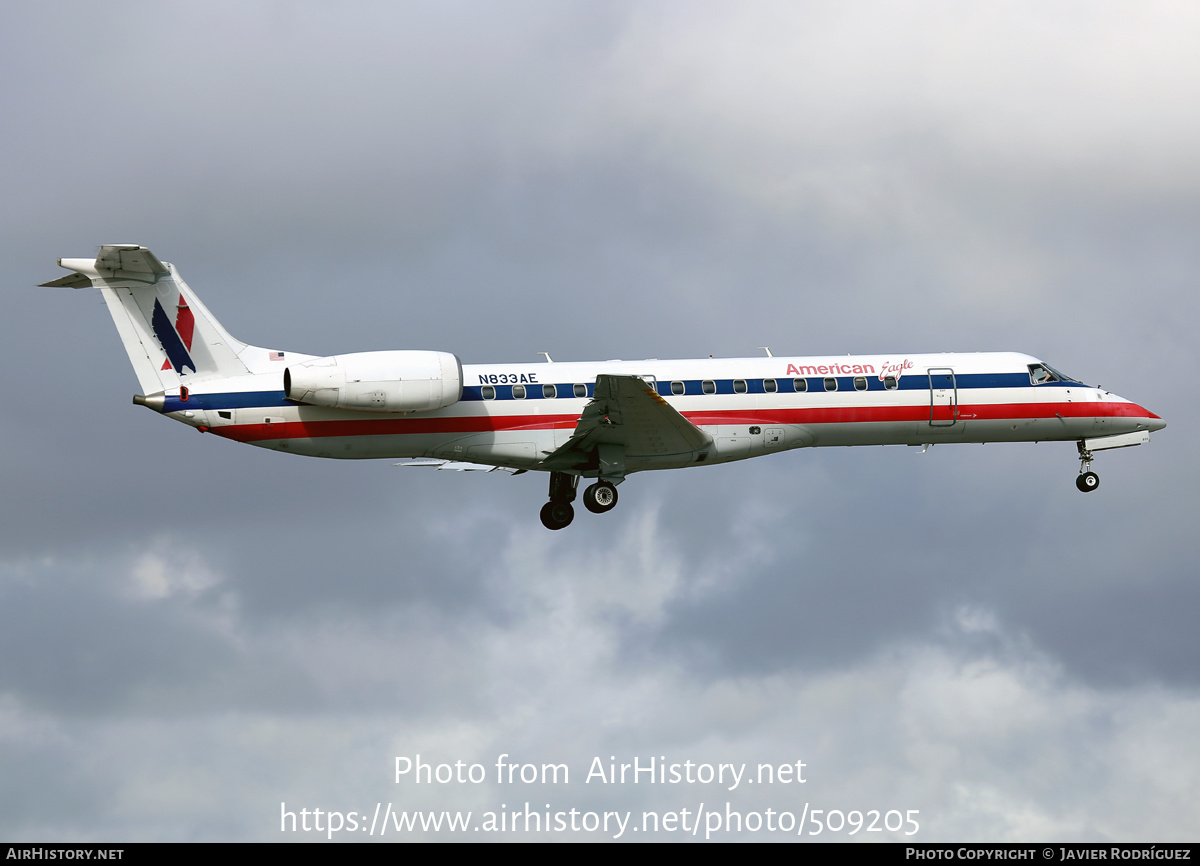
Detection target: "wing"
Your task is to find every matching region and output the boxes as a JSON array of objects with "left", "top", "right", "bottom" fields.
[
  {"left": 539, "top": 374, "right": 712, "bottom": 471},
  {"left": 397, "top": 459, "right": 526, "bottom": 474}
]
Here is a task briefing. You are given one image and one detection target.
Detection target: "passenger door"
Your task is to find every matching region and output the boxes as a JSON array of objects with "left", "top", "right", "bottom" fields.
[{"left": 928, "top": 368, "right": 958, "bottom": 427}]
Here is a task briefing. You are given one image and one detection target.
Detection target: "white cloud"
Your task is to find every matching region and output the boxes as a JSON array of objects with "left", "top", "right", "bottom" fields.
[{"left": 128, "top": 547, "right": 222, "bottom": 601}]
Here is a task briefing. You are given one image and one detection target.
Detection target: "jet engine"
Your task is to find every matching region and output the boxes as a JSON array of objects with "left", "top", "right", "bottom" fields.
[{"left": 283, "top": 351, "right": 463, "bottom": 413}]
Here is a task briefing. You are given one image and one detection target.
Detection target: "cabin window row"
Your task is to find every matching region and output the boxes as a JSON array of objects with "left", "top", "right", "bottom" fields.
[
  {"left": 679, "top": 376, "right": 899, "bottom": 394},
  {"left": 477, "top": 375, "right": 901, "bottom": 400}
]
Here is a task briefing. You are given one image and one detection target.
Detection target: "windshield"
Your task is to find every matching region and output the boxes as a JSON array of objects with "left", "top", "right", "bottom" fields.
[{"left": 1028, "top": 363, "right": 1083, "bottom": 385}]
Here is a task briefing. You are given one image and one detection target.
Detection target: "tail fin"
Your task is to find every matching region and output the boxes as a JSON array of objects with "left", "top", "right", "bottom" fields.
[{"left": 42, "top": 245, "right": 250, "bottom": 393}]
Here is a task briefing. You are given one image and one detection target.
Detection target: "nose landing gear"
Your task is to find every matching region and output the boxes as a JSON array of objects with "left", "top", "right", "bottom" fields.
[{"left": 1075, "top": 442, "right": 1100, "bottom": 493}]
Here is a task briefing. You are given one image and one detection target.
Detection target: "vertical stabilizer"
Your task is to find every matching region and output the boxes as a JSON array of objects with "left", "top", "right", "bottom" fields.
[{"left": 42, "top": 245, "right": 250, "bottom": 393}]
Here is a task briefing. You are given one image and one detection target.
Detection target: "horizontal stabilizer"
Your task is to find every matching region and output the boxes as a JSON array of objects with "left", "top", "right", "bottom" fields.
[
  {"left": 41, "top": 245, "right": 169, "bottom": 287},
  {"left": 95, "top": 245, "right": 169, "bottom": 282},
  {"left": 39, "top": 272, "right": 94, "bottom": 289}
]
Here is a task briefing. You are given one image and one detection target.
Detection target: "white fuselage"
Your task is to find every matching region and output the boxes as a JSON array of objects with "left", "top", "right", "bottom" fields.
[
  {"left": 162, "top": 351, "right": 1163, "bottom": 473},
  {"left": 48, "top": 245, "right": 1166, "bottom": 528}
]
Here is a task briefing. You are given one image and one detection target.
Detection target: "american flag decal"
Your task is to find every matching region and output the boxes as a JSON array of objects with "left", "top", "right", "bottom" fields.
[{"left": 269, "top": 351, "right": 285, "bottom": 361}]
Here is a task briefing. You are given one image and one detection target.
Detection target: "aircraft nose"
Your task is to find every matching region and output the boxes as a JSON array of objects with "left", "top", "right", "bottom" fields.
[{"left": 1129, "top": 401, "right": 1166, "bottom": 432}]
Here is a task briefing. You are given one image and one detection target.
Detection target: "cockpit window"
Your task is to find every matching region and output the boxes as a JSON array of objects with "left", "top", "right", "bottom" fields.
[
  {"left": 1029, "top": 363, "right": 1081, "bottom": 385},
  {"left": 1028, "top": 364, "right": 1057, "bottom": 385}
]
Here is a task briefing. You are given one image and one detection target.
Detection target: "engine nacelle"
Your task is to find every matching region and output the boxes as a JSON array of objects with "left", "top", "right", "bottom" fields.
[{"left": 284, "top": 350, "right": 463, "bottom": 413}]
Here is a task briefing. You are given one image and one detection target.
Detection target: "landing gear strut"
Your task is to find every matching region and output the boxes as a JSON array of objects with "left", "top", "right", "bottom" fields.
[
  {"left": 540, "top": 472, "right": 578, "bottom": 530},
  {"left": 1075, "top": 442, "right": 1100, "bottom": 493}
]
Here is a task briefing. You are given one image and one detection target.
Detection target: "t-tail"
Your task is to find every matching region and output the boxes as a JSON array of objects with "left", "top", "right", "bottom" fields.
[{"left": 41, "top": 245, "right": 254, "bottom": 399}]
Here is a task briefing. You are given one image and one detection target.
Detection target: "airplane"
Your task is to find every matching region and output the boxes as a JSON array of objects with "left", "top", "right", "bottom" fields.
[{"left": 44, "top": 245, "right": 1166, "bottom": 530}]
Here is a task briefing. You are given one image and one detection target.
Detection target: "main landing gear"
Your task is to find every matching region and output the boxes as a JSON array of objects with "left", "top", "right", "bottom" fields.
[
  {"left": 540, "top": 472, "right": 577, "bottom": 530},
  {"left": 583, "top": 480, "right": 618, "bottom": 514},
  {"left": 540, "top": 500, "right": 575, "bottom": 530},
  {"left": 539, "top": 472, "right": 620, "bottom": 529},
  {"left": 1075, "top": 442, "right": 1100, "bottom": 493}
]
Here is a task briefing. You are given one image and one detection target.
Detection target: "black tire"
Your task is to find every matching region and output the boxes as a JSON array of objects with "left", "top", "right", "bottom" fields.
[
  {"left": 540, "top": 501, "right": 574, "bottom": 529},
  {"left": 583, "top": 481, "right": 618, "bottom": 514},
  {"left": 1076, "top": 472, "right": 1100, "bottom": 493}
]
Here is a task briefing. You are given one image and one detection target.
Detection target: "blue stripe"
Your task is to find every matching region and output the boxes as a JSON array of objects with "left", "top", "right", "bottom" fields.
[
  {"left": 166, "top": 372, "right": 1083, "bottom": 411},
  {"left": 459, "top": 373, "right": 1083, "bottom": 401},
  {"left": 164, "top": 390, "right": 290, "bottom": 413}
]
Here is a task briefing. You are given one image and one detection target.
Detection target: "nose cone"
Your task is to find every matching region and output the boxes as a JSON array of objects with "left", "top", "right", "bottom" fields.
[
  {"left": 1102, "top": 391, "right": 1165, "bottom": 432},
  {"left": 1126, "top": 399, "right": 1166, "bottom": 432}
]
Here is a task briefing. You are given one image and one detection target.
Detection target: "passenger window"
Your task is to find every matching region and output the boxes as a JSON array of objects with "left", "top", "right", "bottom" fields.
[
  {"left": 482, "top": 385, "right": 496, "bottom": 400},
  {"left": 543, "top": 383, "right": 556, "bottom": 398},
  {"left": 573, "top": 383, "right": 587, "bottom": 398},
  {"left": 764, "top": 378, "right": 777, "bottom": 393},
  {"left": 793, "top": 378, "right": 807, "bottom": 392},
  {"left": 854, "top": 376, "right": 867, "bottom": 391},
  {"left": 883, "top": 376, "right": 897, "bottom": 390},
  {"left": 702, "top": 380, "right": 716, "bottom": 395},
  {"left": 671, "top": 381, "right": 685, "bottom": 396},
  {"left": 512, "top": 384, "right": 526, "bottom": 399},
  {"left": 824, "top": 377, "right": 837, "bottom": 392},
  {"left": 734, "top": 379, "right": 747, "bottom": 394}
]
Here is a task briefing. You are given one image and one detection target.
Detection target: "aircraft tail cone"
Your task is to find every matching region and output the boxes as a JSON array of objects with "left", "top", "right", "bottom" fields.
[{"left": 133, "top": 393, "right": 166, "bottom": 413}]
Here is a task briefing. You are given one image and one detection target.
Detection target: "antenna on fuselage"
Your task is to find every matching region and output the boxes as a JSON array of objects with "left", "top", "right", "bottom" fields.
[
  {"left": 539, "top": 352, "right": 553, "bottom": 363},
  {"left": 758, "top": 347, "right": 773, "bottom": 357}
]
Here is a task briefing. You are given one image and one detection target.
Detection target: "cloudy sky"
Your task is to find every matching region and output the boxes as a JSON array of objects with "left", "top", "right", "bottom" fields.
[{"left": 2, "top": 1, "right": 1198, "bottom": 842}]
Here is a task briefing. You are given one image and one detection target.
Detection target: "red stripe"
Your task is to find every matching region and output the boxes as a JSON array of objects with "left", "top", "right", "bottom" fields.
[
  {"left": 212, "top": 401, "right": 1157, "bottom": 443},
  {"left": 214, "top": 413, "right": 580, "bottom": 443},
  {"left": 698, "top": 400, "right": 1158, "bottom": 426}
]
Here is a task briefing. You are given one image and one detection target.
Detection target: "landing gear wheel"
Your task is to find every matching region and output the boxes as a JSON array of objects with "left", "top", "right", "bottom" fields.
[
  {"left": 583, "top": 481, "right": 619, "bottom": 514},
  {"left": 1076, "top": 471, "right": 1100, "bottom": 493},
  {"left": 540, "top": 501, "right": 575, "bottom": 530}
]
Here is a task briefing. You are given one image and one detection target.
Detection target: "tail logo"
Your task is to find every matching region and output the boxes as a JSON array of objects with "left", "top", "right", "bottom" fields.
[{"left": 152, "top": 294, "right": 197, "bottom": 374}]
